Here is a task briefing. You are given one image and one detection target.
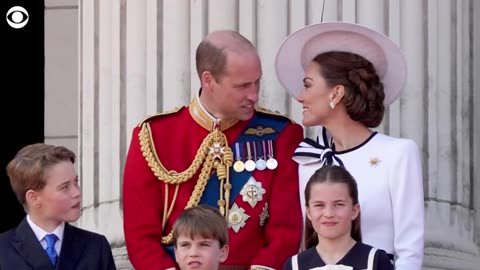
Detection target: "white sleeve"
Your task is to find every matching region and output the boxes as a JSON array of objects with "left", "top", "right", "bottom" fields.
[{"left": 389, "top": 139, "right": 425, "bottom": 270}]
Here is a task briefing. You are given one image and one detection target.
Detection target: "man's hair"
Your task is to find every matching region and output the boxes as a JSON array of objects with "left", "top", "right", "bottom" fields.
[
  {"left": 172, "top": 205, "right": 228, "bottom": 248},
  {"left": 6, "top": 143, "right": 76, "bottom": 206},
  {"left": 195, "top": 40, "right": 227, "bottom": 81},
  {"left": 195, "top": 30, "right": 256, "bottom": 81}
]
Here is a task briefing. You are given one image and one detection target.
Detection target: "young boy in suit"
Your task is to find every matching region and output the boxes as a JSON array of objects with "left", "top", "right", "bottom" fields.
[
  {"left": 0, "top": 143, "right": 116, "bottom": 270},
  {"left": 172, "top": 205, "right": 229, "bottom": 270}
]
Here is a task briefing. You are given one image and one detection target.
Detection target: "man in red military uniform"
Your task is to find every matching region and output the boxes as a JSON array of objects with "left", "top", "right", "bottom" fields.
[{"left": 123, "top": 30, "right": 303, "bottom": 270}]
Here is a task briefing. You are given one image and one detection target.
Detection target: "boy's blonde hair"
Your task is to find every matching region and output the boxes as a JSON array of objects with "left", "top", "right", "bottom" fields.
[
  {"left": 172, "top": 205, "right": 228, "bottom": 248},
  {"left": 6, "top": 143, "right": 75, "bottom": 206}
]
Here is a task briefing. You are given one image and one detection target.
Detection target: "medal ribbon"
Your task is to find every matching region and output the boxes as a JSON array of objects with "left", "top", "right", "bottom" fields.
[{"left": 200, "top": 112, "right": 288, "bottom": 208}]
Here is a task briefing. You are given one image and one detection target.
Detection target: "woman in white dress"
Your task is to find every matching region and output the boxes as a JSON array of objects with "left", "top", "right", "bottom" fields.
[{"left": 275, "top": 22, "right": 424, "bottom": 270}]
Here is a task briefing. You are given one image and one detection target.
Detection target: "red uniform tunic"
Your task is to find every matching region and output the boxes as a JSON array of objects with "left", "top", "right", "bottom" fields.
[{"left": 123, "top": 98, "right": 303, "bottom": 270}]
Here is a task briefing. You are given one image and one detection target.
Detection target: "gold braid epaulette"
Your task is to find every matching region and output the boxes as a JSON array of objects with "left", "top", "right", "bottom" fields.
[
  {"left": 139, "top": 122, "right": 218, "bottom": 184},
  {"left": 255, "top": 106, "right": 296, "bottom": 123},
  {"left": 137, "top": 106, "right": 184, "bottom": 128},
  {"left": 138, "top": 122, "right": 232, "bottom": 244}
]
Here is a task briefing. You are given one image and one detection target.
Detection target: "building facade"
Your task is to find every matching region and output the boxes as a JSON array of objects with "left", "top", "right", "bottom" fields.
[{"left": 44, "top": 0, "right": 480, "bottom": 269}]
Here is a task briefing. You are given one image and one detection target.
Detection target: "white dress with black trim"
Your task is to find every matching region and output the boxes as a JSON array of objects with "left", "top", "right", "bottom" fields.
[{"left": 293, "top": 127, "right": 424, "bottom": 270}]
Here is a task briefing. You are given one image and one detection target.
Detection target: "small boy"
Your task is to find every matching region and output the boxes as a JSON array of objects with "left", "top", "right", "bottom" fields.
[
  {"left": 172, "top": 205, "right": 229, "bottom": 270},
  {"left": 0, "top": 143, "right": 116, "bottom": 270}
]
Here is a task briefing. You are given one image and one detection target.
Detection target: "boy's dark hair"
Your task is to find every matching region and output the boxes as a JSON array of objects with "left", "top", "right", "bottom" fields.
[
  {"left": 172, "top": 205, "right": 228, "bottom": 248},
  {"left": 6, "top": 143, "right": 76, "bottom": 206},
  {"left": 304, "top": 165, "right": 362, "bottom": 248}
]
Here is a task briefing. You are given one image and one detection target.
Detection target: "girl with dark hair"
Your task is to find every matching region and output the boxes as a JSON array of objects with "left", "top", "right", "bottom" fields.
[{"left": 283, "top": 165, "right": 393, "bottom": 270}]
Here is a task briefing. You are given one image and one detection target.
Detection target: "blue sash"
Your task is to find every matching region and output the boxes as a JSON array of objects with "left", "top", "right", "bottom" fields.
[{"left": 199, "top": 113, "right": 288, "bottom": 207}]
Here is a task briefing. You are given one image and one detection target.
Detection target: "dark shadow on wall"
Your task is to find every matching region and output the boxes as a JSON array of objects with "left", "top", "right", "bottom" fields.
[{"left": 0, "top": 0, "right": 44, "bottom": 233}]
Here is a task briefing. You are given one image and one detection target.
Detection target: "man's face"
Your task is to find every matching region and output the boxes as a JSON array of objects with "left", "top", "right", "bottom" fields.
[{"left": 210, "top": 50, "right": 262, "bottom": 121}]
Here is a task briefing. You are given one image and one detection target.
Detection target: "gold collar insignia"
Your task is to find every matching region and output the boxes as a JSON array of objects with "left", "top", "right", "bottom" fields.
[{"left": 189, "top": 95, "right": 238, "bottom": 131}]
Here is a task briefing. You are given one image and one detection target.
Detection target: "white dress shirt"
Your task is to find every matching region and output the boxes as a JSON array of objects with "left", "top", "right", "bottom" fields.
[{"left": 27, "top": 215, "right": 65, "bottom": 256}]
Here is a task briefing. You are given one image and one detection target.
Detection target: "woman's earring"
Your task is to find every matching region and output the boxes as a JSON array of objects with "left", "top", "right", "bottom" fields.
[{"left": 329, "top": 101, "right": 335, "bottom": 109}]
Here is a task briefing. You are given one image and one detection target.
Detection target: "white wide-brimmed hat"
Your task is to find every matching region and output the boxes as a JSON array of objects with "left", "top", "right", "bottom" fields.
[{"left": 275, "top": 22, "right": 407, "bottom": 105}]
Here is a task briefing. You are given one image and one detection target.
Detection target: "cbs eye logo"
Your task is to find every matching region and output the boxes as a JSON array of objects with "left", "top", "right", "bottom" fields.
[{"left": 6, "top": 6, "right": 29, "bottom": 29}]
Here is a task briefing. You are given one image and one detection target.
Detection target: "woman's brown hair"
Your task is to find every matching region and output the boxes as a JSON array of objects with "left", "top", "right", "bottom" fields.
[{"left": 313, "top": 51, "right": 385, "bottom": 127}]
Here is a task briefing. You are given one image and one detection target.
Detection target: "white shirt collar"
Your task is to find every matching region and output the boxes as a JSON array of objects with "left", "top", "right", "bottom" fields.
[{"left": 26, "top": 214, "right": 65, "bottom": 242}]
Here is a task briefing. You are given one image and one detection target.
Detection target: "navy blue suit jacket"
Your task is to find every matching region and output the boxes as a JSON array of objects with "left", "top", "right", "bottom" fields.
[{"left": 0, "top": 218, "right": 116, "bottom": 270}]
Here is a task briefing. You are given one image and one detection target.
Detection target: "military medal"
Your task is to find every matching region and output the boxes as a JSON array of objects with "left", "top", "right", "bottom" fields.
[
  {"left": 244, "top": 142, "right": 256, "bottom": 171},
  {"left": 256, "top": 158, "right": 267, "bottom": 171},
  {"left": 266, "top": 139, "right": 278, "bottom": 170},
  {"left": 228, "top": 203, "right": 250, "bottom": 233},
  {"left": 233, "top": 160, "right": 245, "bottom": 172},
  {"left": 245, "top": 160, "right": 256, "bottom": 171},
  {"left": 240, "top": 177, "right": 266, "bottom": 208},
  {"left": 255, "top": 141, "right": 267, "bottom": 170},
  {"left": 266, "top": 158, "right": 277, "bottom": 170},
  {"left": 233, "top": 143, "right": 245, "bottom": 173}
]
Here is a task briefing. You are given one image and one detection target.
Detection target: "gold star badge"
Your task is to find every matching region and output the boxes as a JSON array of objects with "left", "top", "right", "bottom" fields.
[
  {"left": 240, "top": 177, "right": 266, "bottom": 208},
  {"left": 209, "top": 142, "right": 225, "bottom": 160},
  {"left": 369, "top": 157, "right": 381, "bottom": 167},
  {"left": 228, "top": 203, "right": 250, "bottom": 233}
]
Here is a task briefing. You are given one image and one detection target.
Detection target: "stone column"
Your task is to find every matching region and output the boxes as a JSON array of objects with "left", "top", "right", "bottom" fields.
[
  {"left": 257, "top": 0, "right": 289, "bottom": 112},
  {"left": 78, "top": 0, "right": 129, "bottom": 267},
  {"left": 357, "top": 0, "right": 387, "bottom": 133},
  {"left": 78, "top": 0, "right": 160, "bottom": 268},
  {"left": 190, "top": 0, "right": 207, "bottom": 95},
  {"left": 386, "top": 0, "right": 402, "bottom": 137},
  {"left": 423, "top": 0, "right": 480, "bottom": 269},
  {"left": 467, "top": 0, "right": 478, "bottom": 253},
  {"left": 474, "top": 0, "right": 480, "bottom": 249},
  {"left": 287, "top": 0, "right": 307, "bottom": 128},
  {"left": 162, "top": 0, "right": 190, "bottom": 109}
]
